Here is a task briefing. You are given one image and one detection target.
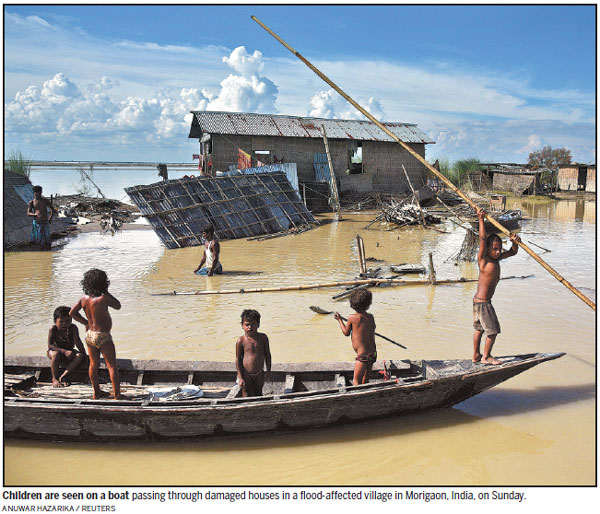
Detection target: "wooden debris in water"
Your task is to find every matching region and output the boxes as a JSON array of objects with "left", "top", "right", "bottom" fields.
[
  {"left": 366, "top": 196, "right": 441, "bottom": 230},
  {"left": 456, "top": 229, "right": 480, "bottom": 262},
  {"left": 390, "top": 263, "right": 426, "bottom": 274}
]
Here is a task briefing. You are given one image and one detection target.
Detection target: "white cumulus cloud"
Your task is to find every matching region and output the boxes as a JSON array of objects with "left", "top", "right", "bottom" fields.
[
  {"left": 206, "top": 46, "right": 278, "bottom": 112},
  {"left": 308, "top": 89, "right": 385, "bottom": 120}
]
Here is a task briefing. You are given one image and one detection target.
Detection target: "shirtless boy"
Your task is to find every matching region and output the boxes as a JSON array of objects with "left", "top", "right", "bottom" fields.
[
  {"left": 334, "top": 288, "right": 377, "bottom": 385},
  {"left": 47, "top": 306, "right": 87, "bottom": 387},
  {"left": 194, "top": 224, "right": 222, "bottom": 276},
  {"left": 235, "top": 309, "right": 271, "bottom": 397},
  {"left": 473, "top": 207, "right": 521, "bottom": 365},
  {"left": 69, "top": 269, "right": 125, "bottom": 399},
  {"left": 27, "top": 185, "right": 55, "bottom": 250}
]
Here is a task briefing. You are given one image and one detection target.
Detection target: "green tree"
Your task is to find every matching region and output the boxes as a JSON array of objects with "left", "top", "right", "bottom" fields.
[{"left": 528, "top": 146, "right": 571, "bottom": 170}]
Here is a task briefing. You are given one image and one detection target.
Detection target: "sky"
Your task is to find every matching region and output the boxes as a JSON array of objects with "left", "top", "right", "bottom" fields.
[{"left": 3, "top": 3, "right": 596, "bottom": 165}]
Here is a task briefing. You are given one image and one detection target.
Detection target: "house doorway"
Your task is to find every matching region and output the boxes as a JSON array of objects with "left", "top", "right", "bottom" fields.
[{"left": 577, "top": 166, "right": 587, "bottom": 190}]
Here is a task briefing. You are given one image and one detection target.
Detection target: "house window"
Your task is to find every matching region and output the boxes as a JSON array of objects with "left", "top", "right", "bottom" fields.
[
  {"left": 254, "top": 150, "right": 272, "bottom": 165},
  {"left": 348, "top": 142, "right": 363, "bottom": 174}
]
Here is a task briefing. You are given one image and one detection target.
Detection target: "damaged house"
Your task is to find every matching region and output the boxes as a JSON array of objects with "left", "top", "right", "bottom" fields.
[
  {"left": 472, "top": 163, "right": 551, "bottom": 195},
  {"left": 126, "top": 111, "right": 434, "bottom": 249},
  {"left": 557, "top": 163, "right": 596, "bottom": 193},
  {"left": 188, "top": 111, "right": 435, "bottom": 202}
]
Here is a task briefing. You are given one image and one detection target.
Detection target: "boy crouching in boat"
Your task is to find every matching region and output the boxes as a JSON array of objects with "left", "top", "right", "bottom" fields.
[
  {"left": 70, "top": 269, "right": 126, "bottom": 400},
  {"left": 47, "top": 306, "right": 87, "bottom": 387},
  {"left": 235, "top": 309, "right": 272, "bottom": 397},
  {"left": 473, "top": 207, "right": 521, "bottom": 365},
  {"left": 334, "top": 289, "right": 377, "bottom": 385}
]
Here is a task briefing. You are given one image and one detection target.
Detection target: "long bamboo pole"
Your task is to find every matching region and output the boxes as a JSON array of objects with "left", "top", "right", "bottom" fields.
[
  {"left": 251, "top": 15, "right": 595, "bottom": 312},
  {"left": 152, "top": 275, "right": 533, "bottom": 296},
  {"left": 321, "top": 125, "right": 341, "bottom": 217}
]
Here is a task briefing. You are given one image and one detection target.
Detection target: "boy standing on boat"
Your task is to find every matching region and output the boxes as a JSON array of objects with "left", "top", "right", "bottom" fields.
[
  {"left": 473, "top": 207, "right": 521, "bottom": 365},
  {"left": 70, "top": 269, "right": 126, "bottom": 399},
  {"left": 235, "top": 309, "right": 272, "bottom": 397},
  {"left": 194, "top": 224, "right": 222, "bottom": 276},
  {"left": 47, "top": 306, "right": 87, "bottom": 387},
  {"left": 334, "top": 289, "right": 377, "bottom": 385},
  {"left": 27, "top": 185, "right": 55, "bottom": 250}
]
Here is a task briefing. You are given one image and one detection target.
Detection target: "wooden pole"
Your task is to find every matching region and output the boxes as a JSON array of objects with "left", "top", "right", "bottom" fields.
[
  {"left": 152, "top": 275, "right": 533, "bottom": 296},
  {"left": 321, "top": 125, "right": 341, "bottom": 218},
  {"left": 251, "top": 15, "right": 595, "bottom": 312},
  {"left": 428, "top": 253, "right": 437, "bottom": 284},
  {"left": 80, "top": 164, "right": 107, "bottom": 199},
  {"left": 356, "top": 234, "right": 366, "bottom": 275}
]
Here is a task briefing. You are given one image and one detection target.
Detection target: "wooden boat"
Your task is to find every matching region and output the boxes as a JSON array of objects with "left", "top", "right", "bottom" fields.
[
  {"left": 4, "top": 352, "right": 564, "bottom": 442},
  {"left": 470, "top": 209, "right": 523, "bottom": 233}
]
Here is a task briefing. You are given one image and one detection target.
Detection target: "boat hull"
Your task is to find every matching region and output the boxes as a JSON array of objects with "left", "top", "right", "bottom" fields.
[{"left": 4, "top": 353, "right": 564, "bottom": 442}]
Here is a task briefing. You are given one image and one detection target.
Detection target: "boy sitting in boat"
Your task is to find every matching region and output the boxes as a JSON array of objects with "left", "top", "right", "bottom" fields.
[
  {"left": 194, "top": 224, "right": 222, "bottom": 276},
  {"left": 334, "top": 289, "right": 377, "bottom": 385},
  {"left": 70, "top": 269, "right": 126, "bottom": 400},
  {"left": 47, "top": 306, "right": 87, "bottom": 387},
  {"left": 473, "top": 207, "right": 521, "bottom": 365},
  {"left": 235, "top": 309, "right": 272, "bottom": 397}
]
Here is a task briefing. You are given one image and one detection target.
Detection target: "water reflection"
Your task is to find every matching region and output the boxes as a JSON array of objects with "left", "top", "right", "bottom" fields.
[{"left": 4, "top": 406, "right": 553, "bottom": 486}]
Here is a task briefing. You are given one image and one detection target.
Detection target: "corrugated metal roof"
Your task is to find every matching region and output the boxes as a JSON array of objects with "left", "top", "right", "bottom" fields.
[{"left": 189, "top": 111, "right": 435, "bottom": 144}]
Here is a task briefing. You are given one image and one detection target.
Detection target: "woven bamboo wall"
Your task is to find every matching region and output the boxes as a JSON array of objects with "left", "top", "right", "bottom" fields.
[{"left": 125, "top": 172, "right": 317, "bottom": 249}]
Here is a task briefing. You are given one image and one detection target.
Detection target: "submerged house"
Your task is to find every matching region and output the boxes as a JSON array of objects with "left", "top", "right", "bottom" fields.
[
  {"left": 557, "top": 163, "right": 596, "bottom": 193},
  {"left": 188, "top": 111, "right": 435, "bottom": 198}
]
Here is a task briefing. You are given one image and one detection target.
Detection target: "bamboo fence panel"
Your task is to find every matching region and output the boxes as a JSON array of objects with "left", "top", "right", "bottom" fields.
[{"left": 126, "top": 173, "right": 317, "bottom": 248}]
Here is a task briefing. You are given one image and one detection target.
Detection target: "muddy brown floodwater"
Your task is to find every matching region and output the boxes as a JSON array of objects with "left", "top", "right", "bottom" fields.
[{"left": 3, "top": 198, "right": 596, "bottom": 486}]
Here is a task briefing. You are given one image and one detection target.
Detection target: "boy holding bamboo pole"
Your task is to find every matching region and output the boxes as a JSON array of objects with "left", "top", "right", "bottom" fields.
[{"left": 472, "top": 208, "right": 521, "bottom": 365}]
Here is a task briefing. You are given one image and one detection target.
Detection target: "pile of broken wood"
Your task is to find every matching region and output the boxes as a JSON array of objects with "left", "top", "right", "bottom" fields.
[{"left": 53, "top": 194, "right": 140, "bottom": 224}]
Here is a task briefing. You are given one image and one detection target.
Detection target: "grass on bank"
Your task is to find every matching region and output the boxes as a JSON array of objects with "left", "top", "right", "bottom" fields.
[{"left": 6, "top": 150, "right": 32, "bottom": 178}]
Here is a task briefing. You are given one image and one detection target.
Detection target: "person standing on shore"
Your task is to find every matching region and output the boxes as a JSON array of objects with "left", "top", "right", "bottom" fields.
[{"left": 27, "top": 185, "right": 55, "bottom": 250}]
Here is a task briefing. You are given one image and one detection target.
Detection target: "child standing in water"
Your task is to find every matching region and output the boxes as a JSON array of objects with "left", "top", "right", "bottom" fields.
[
  {"left": 47, "top": 306, "right": 87, "bottom": 387},
  {"left": 235, "top": 309, "right": 271, "bottom": 397},
  {"left": 70, "top": 269, "right": 125, "bottom": 399},
  {"left": 334, "top": 288, "right": 377, "bottom": 385},
  {"left": 194, "top": 224, "right": 222, "bottom": 276},
  {"left": 472, "top": 207, "right": 521, "bottom": 365}
]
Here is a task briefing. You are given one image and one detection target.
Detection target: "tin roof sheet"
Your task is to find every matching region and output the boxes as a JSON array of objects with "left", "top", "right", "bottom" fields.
[{"left": 189, "top": 111, "right": 435, "bottom": 144}]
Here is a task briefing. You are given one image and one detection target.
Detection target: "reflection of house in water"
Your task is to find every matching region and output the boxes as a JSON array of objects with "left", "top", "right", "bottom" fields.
[
  {"left": 557, "top": 163, "right": 596, "bottom": 193},
  {"left": 554, "top": 199, "right": 596, "bottom": 223},
  {"left": 188, "top": 111, "right": 435, "bottom": 204}
]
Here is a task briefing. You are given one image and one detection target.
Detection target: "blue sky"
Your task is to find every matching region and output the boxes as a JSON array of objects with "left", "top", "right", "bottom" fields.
[{"left": 3, "top": 4, "right": 596, "bottom": 164}]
